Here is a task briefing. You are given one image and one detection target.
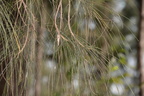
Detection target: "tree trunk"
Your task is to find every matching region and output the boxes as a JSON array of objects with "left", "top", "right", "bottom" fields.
[
  {"left": 35, "top": 2, "right": 47, "bottom": 95},
  {"left": 35, "top": 26, "right": 45, "bottom": 96},
  {"left": 138, "top": 0, "right": 144, "bottom": 96}
]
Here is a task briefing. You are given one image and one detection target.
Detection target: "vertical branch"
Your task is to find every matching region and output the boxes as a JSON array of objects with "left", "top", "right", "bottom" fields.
[{"left": 138, "top": 0, "right": 144, "bottom": 96}]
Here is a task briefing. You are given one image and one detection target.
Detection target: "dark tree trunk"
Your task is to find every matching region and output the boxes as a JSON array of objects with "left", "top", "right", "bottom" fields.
[
  {"left": 0, "top": 52, "right": 6, "bottom": 96},
  {"left": 138, "top": 0, "right": 144, "bottom": 96}
]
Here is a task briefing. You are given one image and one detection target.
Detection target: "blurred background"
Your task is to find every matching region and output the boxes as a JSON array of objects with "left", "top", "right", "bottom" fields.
[{"left": 40, "top": 0, "right": 140, "bottom": 96}]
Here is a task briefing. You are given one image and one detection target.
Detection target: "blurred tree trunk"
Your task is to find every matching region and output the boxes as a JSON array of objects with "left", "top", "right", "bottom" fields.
[
  {"left": 35, "top": 1, "right": 48, "bottom": 95},
  {"left": 138, "top": 0, "right": 144, "bottom": 96},
  {"left": 35, "top": 27, "right": 44, "bottom": 96},
  {"left": 35, "top": 26, "right": 45, "bottom": 96}
]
